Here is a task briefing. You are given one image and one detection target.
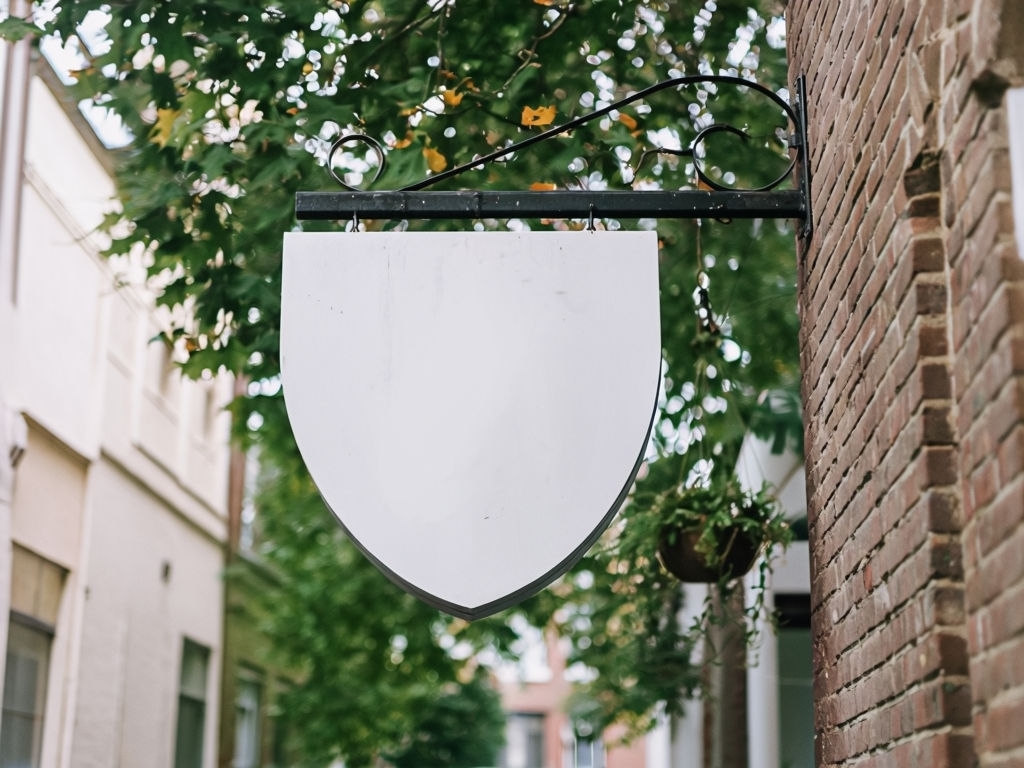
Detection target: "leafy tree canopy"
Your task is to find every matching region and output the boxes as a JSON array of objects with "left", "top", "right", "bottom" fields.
[
  {"left": 4, "top": 0, "right": 800, "bottom": 762},
  {"left": 386, "top": 668, "right": 507, "bottom": 768}
]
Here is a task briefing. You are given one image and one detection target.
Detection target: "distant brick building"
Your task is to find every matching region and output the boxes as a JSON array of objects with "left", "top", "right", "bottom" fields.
[
  {"left": 493, "top": 626, "right": 647, "bottom": 768},
  {"left": 789, "top": 1, "right": 1024, "bottom": 766}
]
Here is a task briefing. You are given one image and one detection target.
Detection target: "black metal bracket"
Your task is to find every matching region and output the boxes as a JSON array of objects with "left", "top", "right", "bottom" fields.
[{"left": 295, "top": 74, "right": 812, "bottom": 238}]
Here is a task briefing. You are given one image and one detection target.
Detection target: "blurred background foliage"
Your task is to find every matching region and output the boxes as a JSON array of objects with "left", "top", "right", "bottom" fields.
[{"left": 9, "top": 0, "right": 800, "bottom": 763}]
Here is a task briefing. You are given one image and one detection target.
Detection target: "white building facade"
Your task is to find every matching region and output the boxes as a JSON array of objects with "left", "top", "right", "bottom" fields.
[{"left": 1, "top": 28, "right": 232, "bottom": 768}]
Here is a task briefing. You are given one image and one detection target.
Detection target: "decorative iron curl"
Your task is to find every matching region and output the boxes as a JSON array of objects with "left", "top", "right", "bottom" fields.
[{"left": 325, "top": 74, "right": 800, "bottom": 194}]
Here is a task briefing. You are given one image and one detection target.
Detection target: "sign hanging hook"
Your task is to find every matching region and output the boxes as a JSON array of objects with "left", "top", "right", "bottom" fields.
[{"left": 328, "top": 134, "right": 387, "bottom": 191}]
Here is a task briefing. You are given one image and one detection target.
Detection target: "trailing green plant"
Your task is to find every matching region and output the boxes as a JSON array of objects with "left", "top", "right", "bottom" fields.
[
  {"left": 604, "top": 467, "right": 793, "bottom": 658},
  {"left": 654, "top": 477, "right": 793, "bottom": 646},
  {"left": 651, "top": 479, "right": 791, "bottom": 578}
]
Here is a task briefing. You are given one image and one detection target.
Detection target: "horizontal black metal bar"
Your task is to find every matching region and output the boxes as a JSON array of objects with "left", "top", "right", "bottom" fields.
[{"left": 295, "top": 190, "right": 807, "bottom": 222}]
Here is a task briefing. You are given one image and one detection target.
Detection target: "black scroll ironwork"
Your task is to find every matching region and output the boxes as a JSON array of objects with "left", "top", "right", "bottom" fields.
[{"left": 295, "top": 74, "right": 812, "bottom": 238}]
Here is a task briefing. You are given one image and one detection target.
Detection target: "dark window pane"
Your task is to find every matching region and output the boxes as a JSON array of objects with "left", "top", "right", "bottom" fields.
[
  {"left": 0, "top": 619, "right": 53, "bottom": 768},
  {"left": 175, "top": 697, "right": 206, "bottom": 768},
  {"left": 174, "top": 640, "right": 209, "bottom": 768},
  {"left": 233, "top": 675, "right": 261, "bottom": 768},
  {"left": 501, "top": 713, "right": 544, "bottom": 768}
]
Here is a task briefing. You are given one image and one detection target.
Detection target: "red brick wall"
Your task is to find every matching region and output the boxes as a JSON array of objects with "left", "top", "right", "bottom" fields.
[{"left": 788, "top": 1, "right": 1024, "bottom": 766}]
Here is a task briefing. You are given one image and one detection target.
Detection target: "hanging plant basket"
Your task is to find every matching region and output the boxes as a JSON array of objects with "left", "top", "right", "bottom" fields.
[
  {"left": 657, "top": 526, "right": 760, "bottom": 583},
  {"left": 646, "top": 481, "right": 789, "bottom": 584}
]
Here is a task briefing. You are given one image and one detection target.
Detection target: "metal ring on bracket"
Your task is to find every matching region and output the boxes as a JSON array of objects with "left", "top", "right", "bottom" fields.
[
  {"left": 690, "top": 123, "right": 796, "bottom": 193},
  {"left": 327, "top": 134, "right": 387, "bottom": 190}
]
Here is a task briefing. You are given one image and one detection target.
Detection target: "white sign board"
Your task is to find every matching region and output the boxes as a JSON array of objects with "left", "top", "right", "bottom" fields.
[{"left": 281, "top": 231, "right": 661, "bottom": 619}]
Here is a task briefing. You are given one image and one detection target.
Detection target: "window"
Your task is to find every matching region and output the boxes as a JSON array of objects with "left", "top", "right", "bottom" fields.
[
  {"left": 0, "top": 546, "right": 65, "bottom": 768},
  {"left": 269, "top": 681, "right": 294, "bottom": 768},
  {"left": 233, "top": 672, "right": 262, "bottom": 768},
  {"left": 500, "top": 713, "right": 544, "bottom": 768},
  {"left": 777, "top": 627, "right": 814, "bottom": 768},
  {"left": 572, "top": 738, "right": 604, "bottom": 768},
  {"left": 0, "top": 618, "right": 53, "bottom": 768},
  {"left": 565, "top": 729, "right": 602, "bottom": 768},
  {"left": 174, "top": 639, "right": 210, "bottom": 768},
  {"left": 270, "top": 711, "right": 288, "bottom": 768}
]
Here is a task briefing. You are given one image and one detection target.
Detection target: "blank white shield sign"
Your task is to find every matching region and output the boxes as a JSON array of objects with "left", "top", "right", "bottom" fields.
[{"left": 281, "top": 231, "right": 661, "bottom": 619}]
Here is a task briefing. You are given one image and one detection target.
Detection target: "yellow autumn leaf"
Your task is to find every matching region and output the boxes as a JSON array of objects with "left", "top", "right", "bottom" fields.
[
  {"left": 423, "top": 146, "right": 448, "bottom": 173},
  {"left": 149, "top": 107, "right": 181, "bottom": 147},
  {"left": 529, "top": 182, "right": 558, "bottom": 191},
  {"left": 442, "top": 89, "right": 464, "bottom": 107},
  {"left": 390, "top": 131, "right": 414, "bottom": 149},
  {"left": 533, "top": 0, "right": 557, "bottom": 5},
  {"left": 618, "top": 112, "right": 638, "bottom": 130},
  {"left": 521, "top": 104, "right": 556, "bottom": 127}
]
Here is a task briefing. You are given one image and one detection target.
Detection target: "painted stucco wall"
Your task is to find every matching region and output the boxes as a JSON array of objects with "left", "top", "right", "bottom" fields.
[{"left": 1, "top": 52, "right": 233, "bottom": 768}]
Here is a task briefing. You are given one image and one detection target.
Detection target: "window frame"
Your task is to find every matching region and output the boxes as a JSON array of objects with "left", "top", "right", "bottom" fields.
[
  {"left": 174, "top": 638, "right": 211, "bottom": 768},
  {"left": 0, "top": 612, "right": 56, "bottom": 768},
  {"left": 232, "top": 668, "right": 263, "bottom": 768},
  {"left": 500, "top": 712, "right": 545, "bottom": 768}
]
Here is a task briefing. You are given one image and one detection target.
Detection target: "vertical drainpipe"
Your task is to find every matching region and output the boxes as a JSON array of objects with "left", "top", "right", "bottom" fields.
[
  {"left": 226, "top": 374, "right": 250, "bottom": 554},
  {"left": 0, "top": 0, "right": 33, "bottom": 304},
  {"left": 219, "top": 372, "right": 249, "bottom": 768}
]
